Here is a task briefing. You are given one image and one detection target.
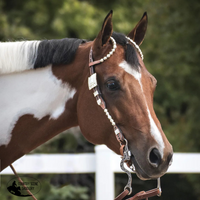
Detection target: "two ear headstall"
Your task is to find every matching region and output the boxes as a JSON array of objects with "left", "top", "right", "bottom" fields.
[
  {"left": 88, "top": 37, "right": 125, "bottom": 145},
  {"left": 88, "top": 36, "right": 144, "bottom": 145}
]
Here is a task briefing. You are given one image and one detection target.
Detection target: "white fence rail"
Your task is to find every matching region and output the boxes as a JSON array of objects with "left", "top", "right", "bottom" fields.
[{"left": 1, "top": 145, "right": 200, "bottom": 200}]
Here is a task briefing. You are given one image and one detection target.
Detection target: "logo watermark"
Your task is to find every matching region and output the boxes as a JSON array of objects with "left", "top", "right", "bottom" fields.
[{"left": 7, "top": 176, "right": 41, "bottom": 197}]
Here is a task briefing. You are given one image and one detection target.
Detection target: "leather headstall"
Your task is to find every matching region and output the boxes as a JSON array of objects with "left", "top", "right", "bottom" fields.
[
  {"left": 88, "top": 37, "right": 162, "bottom": 200},
  {"left": 88, "top": 44, "right": 125, "bottom": 148}
]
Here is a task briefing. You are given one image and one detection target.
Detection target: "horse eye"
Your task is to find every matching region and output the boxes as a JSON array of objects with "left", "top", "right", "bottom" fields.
[{"left": 106, "top": 79, "right": 120, "bottom": 91}]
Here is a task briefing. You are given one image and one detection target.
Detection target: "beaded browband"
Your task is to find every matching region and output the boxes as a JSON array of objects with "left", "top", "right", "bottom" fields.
[
  {"left": 89, "top": 36, "right": 143, "bottom": 66},
  {"left": 126, "top": 36, "right": 144, "bottom": 60}
]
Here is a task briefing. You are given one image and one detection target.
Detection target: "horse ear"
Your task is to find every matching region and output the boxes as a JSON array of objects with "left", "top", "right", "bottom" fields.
[
  {"left": 127, "top": 12, "right": 148, "bottom": 46},
  {"left": 93, "top": 10, "right": 113, "bottom": 49}
]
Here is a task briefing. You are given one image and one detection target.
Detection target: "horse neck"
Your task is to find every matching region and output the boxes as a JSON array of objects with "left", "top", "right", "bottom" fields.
[
  {"left": 52, "top": 42, "right": 92, "bottom": 89},
  {"left": 0, "top": 41, "right": 92, "bottom": 171},
  {"left": 0, "top": 41, "right": 92, "bottom": 138}
]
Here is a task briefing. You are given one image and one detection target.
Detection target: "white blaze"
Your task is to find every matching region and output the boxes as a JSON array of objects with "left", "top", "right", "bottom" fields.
[
  {"left": 119, "top": 60, "right": 165, "bottom": 157},
  {"left": 0, "top": 65, "right": 76, "bottom": 146}
]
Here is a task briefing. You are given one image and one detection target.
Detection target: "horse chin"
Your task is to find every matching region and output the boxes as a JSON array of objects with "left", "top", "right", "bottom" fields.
[{"left": 130, "top": 155, "right": 151, "bottom": 181}]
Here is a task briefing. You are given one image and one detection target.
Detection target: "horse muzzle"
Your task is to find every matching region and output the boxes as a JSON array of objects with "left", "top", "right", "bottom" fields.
[{"left": 130, "top": 146, "right": 173, "bottom": 180}]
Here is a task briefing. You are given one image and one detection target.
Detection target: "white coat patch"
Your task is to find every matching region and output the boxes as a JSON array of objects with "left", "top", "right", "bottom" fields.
[
  {"left": 0, "top": 65, "right": 76, "bottom": 146},
  {"left": 119, "top": 60, "right": 165, "bottom": 157}
]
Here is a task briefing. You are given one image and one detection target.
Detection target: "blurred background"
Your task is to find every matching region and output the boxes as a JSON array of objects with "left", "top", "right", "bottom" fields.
[{"left": 0, "top": 0, "right": 200, "bottom": 199}]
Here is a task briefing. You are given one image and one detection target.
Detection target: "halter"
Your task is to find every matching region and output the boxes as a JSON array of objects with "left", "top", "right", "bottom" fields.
[{"left": 88, "top": 36, "right": 161, "bottom": 200}]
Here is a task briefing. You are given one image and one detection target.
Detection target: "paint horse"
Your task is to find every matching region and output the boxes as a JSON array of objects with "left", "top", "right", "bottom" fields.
[{"left": 0, "top": 11, "right": 173, "bottom": 181}]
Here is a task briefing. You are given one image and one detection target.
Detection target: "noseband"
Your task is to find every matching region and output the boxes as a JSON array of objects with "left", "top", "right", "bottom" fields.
[{"left": 88, "top": 37, "right": 162, "bottom": 200}]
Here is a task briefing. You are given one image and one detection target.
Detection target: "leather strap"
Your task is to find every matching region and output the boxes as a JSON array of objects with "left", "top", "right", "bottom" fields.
[
  {"left": 128, "top": 188, "right": 161, "bottom": 200},
  {"left": 115, "top": 188, "right": 161, "bottom": 200},
  {"left": 89, "top": 47, "right": 125, "bottom": 146},
  {"left": 115, "top": 189, "right": 130, "bottom": 200},
  {"left": 10, "top": 164, "right": 37, "bottom": 200},
  {"left": 89, "top": 60, "right": 102, "bottom": 67}
]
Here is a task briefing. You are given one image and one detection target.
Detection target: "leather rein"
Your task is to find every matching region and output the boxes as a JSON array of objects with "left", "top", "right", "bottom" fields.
[{"left": 88, "top": 36, "right": 162, "bottom": 200}]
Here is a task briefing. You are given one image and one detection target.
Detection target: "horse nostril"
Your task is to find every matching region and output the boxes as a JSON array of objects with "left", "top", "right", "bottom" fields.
[{"left": 149, "top": 148, "right": 162, "bottom": 168}]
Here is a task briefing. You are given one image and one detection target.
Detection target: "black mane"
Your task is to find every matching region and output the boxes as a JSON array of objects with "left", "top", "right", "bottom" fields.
[
  {"left": 34, "top": 38, "right": 86, "bottom": 69},
  {"left": 112, "top": 32, "right": 140, "bottom": 70},
  {"left": 34, "top": 34, "right": 139, "bottom": 70}
]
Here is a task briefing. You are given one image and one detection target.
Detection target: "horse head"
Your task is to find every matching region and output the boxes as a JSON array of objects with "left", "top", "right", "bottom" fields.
[{"left": 78, "top": 11, "right": 173, "bottom": 180}]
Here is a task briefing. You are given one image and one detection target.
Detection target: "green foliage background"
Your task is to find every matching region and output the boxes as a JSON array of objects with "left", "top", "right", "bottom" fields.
[{"left": 1, "top": 0, "right": 200, "bottom": 199}]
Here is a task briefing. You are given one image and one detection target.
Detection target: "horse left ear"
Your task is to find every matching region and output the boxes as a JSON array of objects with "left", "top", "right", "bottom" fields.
[
  {"left": 127, "top": 12, "right": 148, "bottom": 46},
  {"left": 93, "top": 10, "right": 113, "bottom": 50}
]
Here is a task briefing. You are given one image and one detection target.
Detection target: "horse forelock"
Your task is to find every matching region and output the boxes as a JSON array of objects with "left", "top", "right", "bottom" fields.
[
  {"left": 112, "top": 32, "right": 140, "bottom": 71},
  {"left": 0, "top": 38, "right": 86, "bottom": 75}
]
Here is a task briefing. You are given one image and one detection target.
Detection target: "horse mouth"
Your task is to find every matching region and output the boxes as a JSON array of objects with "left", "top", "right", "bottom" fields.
[{"left": 130, "top": 155, "right": 151, "bottom": 180}]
